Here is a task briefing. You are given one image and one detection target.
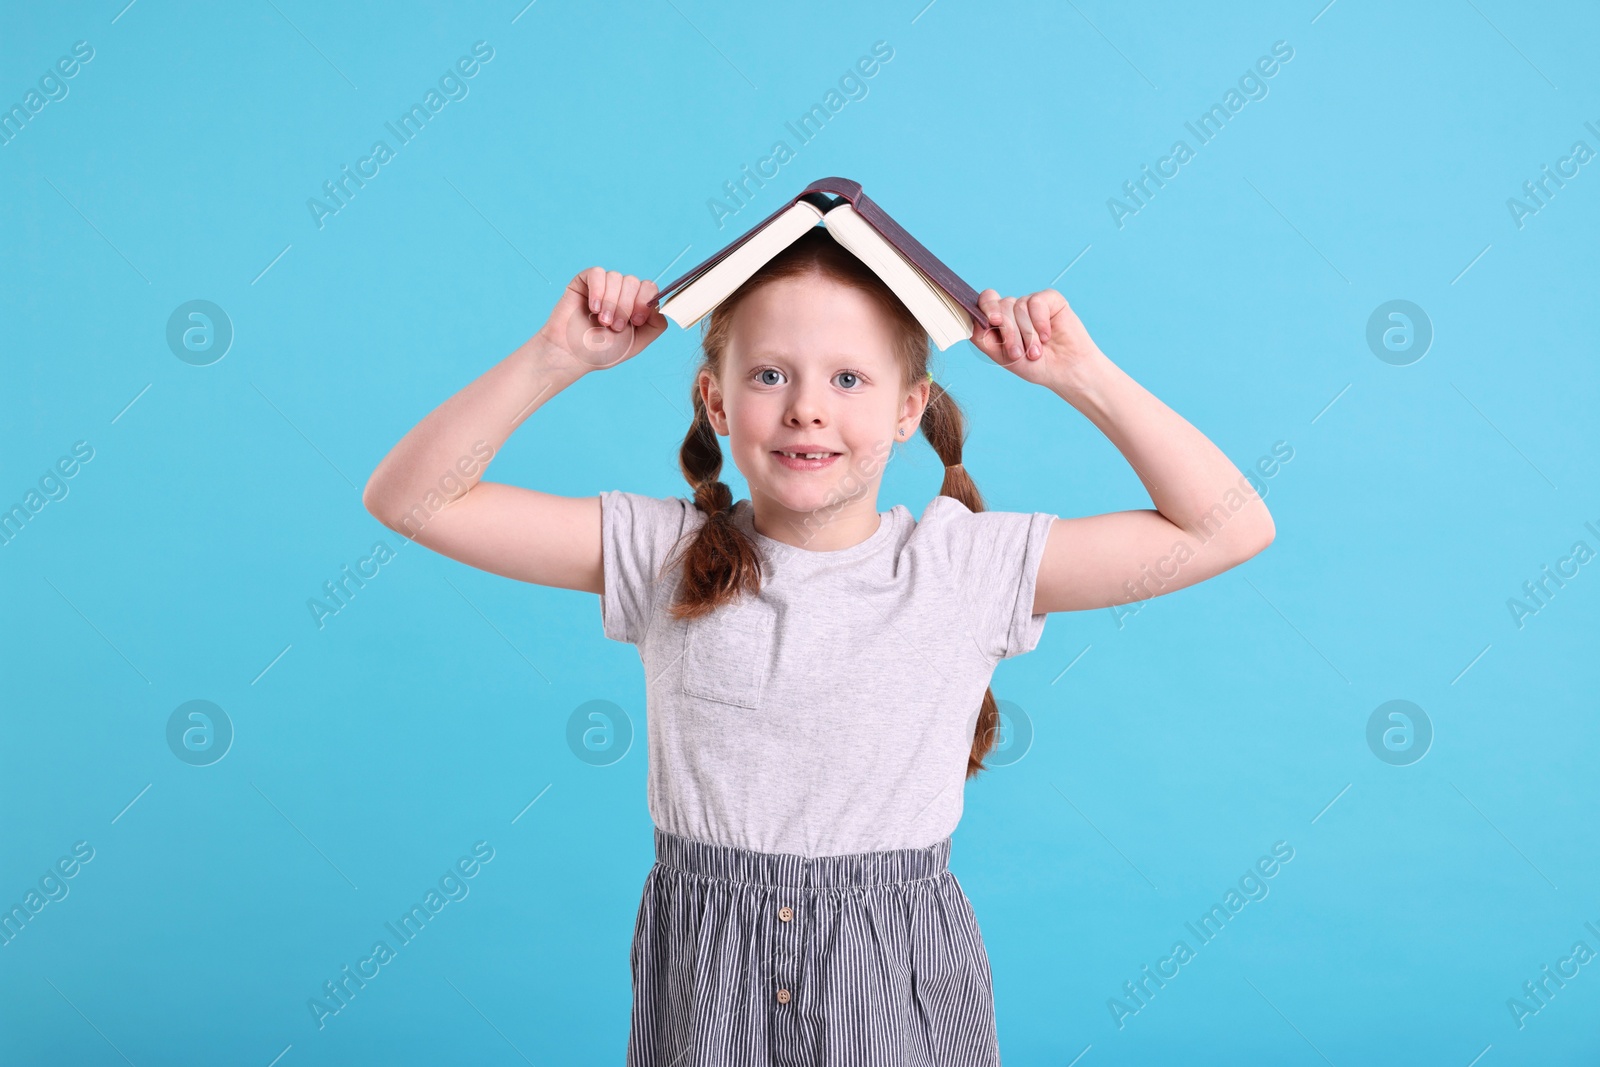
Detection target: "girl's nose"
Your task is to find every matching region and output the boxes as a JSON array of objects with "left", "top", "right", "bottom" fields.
[{"left": 784, "top": 390, "right": 828, "bottom": 426}]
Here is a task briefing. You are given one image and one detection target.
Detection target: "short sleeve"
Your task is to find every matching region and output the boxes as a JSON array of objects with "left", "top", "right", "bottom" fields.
[
  {"left": 598, "top": 490, "right": 699, "bottom": 645},
  {"left": 922, "top": 496, "right": 1058, "bottom": 660}
]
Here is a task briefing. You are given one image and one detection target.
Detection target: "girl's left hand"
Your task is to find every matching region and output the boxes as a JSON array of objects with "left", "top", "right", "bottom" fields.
[{"left": 970, "top": 287, "right": 1104, "bottom": 390}]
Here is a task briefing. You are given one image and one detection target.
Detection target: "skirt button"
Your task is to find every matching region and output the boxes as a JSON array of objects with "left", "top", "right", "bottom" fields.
[
  {"left": 776, "top": 988, "right": 792, "bottom": 1005},
  {"left": 778, "top": 905, "right": 794, "bottom": 922}
]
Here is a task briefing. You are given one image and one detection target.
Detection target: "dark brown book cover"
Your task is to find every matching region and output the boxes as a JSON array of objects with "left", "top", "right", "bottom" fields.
[{"left": 647, "top": 177, "right": 988, "bottom": 334}]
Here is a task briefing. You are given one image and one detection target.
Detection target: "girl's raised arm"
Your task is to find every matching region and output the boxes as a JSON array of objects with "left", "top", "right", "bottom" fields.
[
  {"left": 970, "top": 287, "right": 1277, "bottom": 616},
  {"left": 361, "top": 268, "right": 667, "bottom": 593}
]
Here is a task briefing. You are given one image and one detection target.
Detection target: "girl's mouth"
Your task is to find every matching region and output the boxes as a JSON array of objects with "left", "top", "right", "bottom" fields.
[{"left": 772, "top": 450, "right": 841, "bottom": 471}]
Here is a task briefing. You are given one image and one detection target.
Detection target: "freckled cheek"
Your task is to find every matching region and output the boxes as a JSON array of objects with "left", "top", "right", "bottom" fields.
[
  {"left": 728, "top": 398, "right": 781, "bottom": 438},
  {"left": 724, "top": 407, "right": 772, "bottom": 457},
  {"left": 839, "top": 413, "right": 890, "bottom": 455}
]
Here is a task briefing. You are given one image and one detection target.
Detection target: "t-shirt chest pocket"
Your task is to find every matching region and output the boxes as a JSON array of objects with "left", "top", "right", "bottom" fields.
[{"left": 680, "top": 596, "right": 777, "bottom": 710}]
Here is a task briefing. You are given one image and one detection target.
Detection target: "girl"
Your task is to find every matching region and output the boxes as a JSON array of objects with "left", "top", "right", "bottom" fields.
[{"left": 363, "top": 226, "right": 1274, "bottom": 1065}]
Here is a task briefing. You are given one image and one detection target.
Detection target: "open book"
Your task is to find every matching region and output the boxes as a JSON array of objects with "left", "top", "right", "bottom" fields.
[{"left": 648, "top": 178, "right": 987, "bottom": 351}]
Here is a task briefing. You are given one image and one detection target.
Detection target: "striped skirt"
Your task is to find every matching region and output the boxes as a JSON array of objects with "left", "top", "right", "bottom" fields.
[{"left": 627, "top": 828, "right": 1001, "bottom": 1066}]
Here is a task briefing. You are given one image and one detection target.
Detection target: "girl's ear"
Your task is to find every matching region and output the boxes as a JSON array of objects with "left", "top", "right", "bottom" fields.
[
  {"left": 699, "top": 371, "right": 729, "bottom": 435},
  {"left": 905, "top": 378, "right": 931, "bottom": 427}
]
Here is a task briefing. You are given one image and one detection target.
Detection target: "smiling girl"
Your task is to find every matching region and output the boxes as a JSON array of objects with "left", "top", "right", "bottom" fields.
[{"left": 362, "top": 225, "right": 1274, "bottom": 1065}]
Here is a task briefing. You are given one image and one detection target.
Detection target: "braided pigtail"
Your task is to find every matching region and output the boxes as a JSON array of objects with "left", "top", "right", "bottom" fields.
[
  {"left": 918, "top": 376, "right": 1005, "bottom": 779},
  {"left": 664, "top": 378, "right": 765, "bottom": 622}
]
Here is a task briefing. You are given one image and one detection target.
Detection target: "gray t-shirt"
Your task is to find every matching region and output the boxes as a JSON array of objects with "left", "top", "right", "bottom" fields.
[{"left": 598, "top": 490, "right": 1058, "bottom": 858}]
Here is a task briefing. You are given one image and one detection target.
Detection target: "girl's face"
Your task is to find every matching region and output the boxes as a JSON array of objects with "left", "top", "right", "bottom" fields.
[{"left": 700, "top": 271, "right": 926, "bottom": 526}]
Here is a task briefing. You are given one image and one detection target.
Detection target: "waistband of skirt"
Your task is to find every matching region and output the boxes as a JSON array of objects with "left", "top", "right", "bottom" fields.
[{"left": 652, "top": 828, "right": 951, "bottom": 888}]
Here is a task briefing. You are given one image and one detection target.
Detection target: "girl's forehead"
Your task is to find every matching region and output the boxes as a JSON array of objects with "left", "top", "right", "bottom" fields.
[
  {"left": 737, "top": 275, "right": 891, "bottom": 326},
  {"left": 727, "top": 341, "right": 896, "bottom": 370},
  {"left": 728, "top": 283, "right": 902, "bottom": 370}
]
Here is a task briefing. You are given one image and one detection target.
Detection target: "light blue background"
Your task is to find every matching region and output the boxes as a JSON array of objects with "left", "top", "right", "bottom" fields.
[{"left": 3, "top": 0, "right": 1597, "bottom": 1063}]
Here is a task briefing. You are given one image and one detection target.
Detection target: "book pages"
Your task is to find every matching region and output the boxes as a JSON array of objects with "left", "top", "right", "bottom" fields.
[
  {"left": 821, "top": 205, "right": 970, "bottom": 350},
  {"left": 658, "top": 200, "right": 826, "bottom": 330}
]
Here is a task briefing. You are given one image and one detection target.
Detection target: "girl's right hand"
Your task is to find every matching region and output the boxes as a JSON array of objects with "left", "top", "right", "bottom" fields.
[{"left": 536, "top": 267, "right": 670, "bottom": 372}]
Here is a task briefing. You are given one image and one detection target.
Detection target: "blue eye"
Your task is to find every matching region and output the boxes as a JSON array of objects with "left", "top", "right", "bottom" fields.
[{"left": 751, "top": 368, "right": 867, "bottom": 388}]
